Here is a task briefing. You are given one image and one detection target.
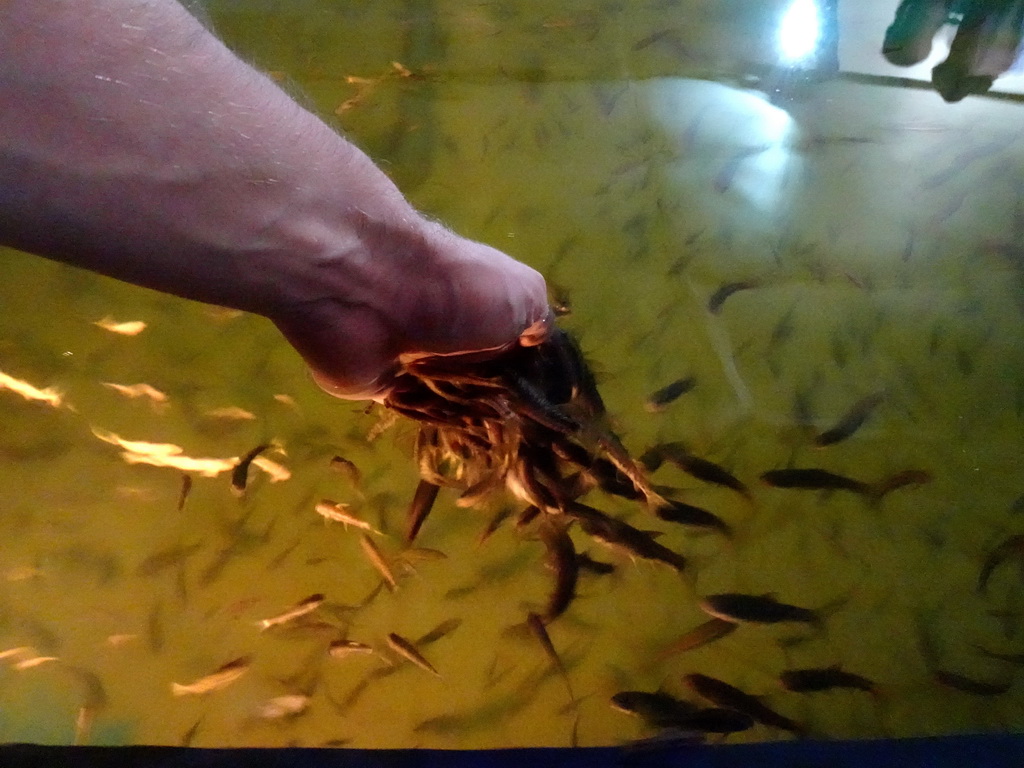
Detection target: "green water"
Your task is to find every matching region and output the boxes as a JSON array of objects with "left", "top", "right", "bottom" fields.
[{"left": 1, "top": 0, "right": 1024, "bottom": 748}]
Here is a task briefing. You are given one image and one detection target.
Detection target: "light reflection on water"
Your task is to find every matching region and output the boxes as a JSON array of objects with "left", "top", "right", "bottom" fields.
[{"left": 1, "top": 0, "right": 1024, "bottom": 749}]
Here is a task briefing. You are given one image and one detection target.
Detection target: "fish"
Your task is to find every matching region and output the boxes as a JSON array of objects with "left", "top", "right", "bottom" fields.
[
  {"left": 576, "top": 552, "right": 615, "bottom": 575},
  {"left": 330, "top": 455, "right": 363, "bottom": 489},
  {"left": 760, "top": 468, "right": 872, "bottom": 496},
  {"left": 477, "top": 505, "right": 516, "bottom": 544},
  {"left": 101, "top": 382, "right": 168, "bottom": 404},
  {"left": 539, "top": 519, "right": 579, "bottom": 620},
  {"left": 649, "top": 443, "right": 750, "bottom": 498},
  {"left": 386, "top": 632, "right": 440, "bottom": 677},
  {"left": 657, "top": 618, "right": 737, "bottom": 659},
  {"left": 644, "top": 378, "right": 696, "bottom": 412},
  {"left": 136, "top": 542, "right": 203, "bottom": 577},
  {"left": 0, "top": 370, "right": 63, "bottom": 407},
  {"left": 654, "top": 499, "right": 731, "bottom": 537},
  {"left": 204, "top": 406, "right": 256, "bottom": 421},
  {"left": 230, "top": 443, "right": 271, "bottom": 497},
  {"left": 177, "top": 474, "right": 192, "bottom": 511},
  {"left": 415, "top": 618, "right": 462, "bottom": 646},
  {"left": 405, "top": 479, "right": 441, "bottom": 543},
  {"left": 813, "top": 392, "right": 885, "bottom": 447},
  {"left": 708, "top": 281, "right": 759, "bottom": 314},
  {"left": 779, "top": 666, "right": 877, "bottom": 694},
  {"left": 171, "top": 656, "right": 250, "bottom": 696},
  {"left": 933, "top": 670, "right": 1012, "bottom": 696},
  {"left": 610, "top": 690, "right": 698, "bottom": 729},
  {"left": 314, "top": 500, "right": 382, "bottom": 535},
  {"left": 971, "top": 645, "right": 1024, "bottom": 664},
  {"left": 683, "top": 673, "right": 803, "bottom": 734},
  {"left": 257, "top": 593, "right": 325, "bottom": 631},
  {"left": 93, "top": 317, "right": 146, "bottom": 335},
  {"left": 978, "top": 534, "right": 1024, "bottom": 593},
  {"left": 699, "top": 593, "right": 820, "bottom": 627},
  {"left": 328, "top": 639, "right": 375, "bottom": 659},
  {"left": 526, "top": 612, "right": 573, "bottom": 702},
  {"left": 565, "top": 502, "right": 687, "bottom": 572},
  {"left": 872, "top": 469, "right": 933, "bottom": 497},
  {"left": 255, "top": 694, "right": 309, "bottom": 720},
  {"left": 13, "top": 655, "right": 59, "bottom": 670},
  {"left": 359, "top": 535, "right": 398, "bottom": 591}
]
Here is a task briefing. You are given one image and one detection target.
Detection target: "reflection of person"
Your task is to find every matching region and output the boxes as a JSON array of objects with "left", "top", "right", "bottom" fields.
[
  {"left": 0, "top": 0, "right": 550, "bottom": 400},
  {"left": 883, "top": 0, "right": 1024, "bottom": 101}
]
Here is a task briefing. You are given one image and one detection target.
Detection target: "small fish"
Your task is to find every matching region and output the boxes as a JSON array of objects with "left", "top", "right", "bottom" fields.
[
  {"left": 576, "top": 552, "right": 615, "bottom": 575},
  {"left": 255, "top": 694, "right": 309, "bottom": 720},
  {"left": 644, "top": 378, "right": 696, "bottom": 413},
  {"left": 13, "top": 655, "right": 59, "bottom": 670},
  {"left": 405, "top": 479, "right": 440, "bottom": 543},
  {"left": 610, "top": 690, "right": 697, "bottom": 729},
  {"left": 814, "top": 392, "right": 885, "bottom": 447},
  {"left": 386, "top": 632, "right": 440, "bottom": 677},
  {"left": 101, "top": 382, "right": 168, "bottom": 403},
  {"left": 699, "top": 593, "right": 819, "bottom": 627},
  {"left": 933, "top": 670, "right": 1012, "bottom": 696},
  {"left": 683, "top": 673, "right": 803, "bottom": 734},
  {"left": 527, "top": 612, "right": 574, "bottom": 702},
  {"left": 658, "top": 618, "right": 737, "bottom": 659},
  {"left": 93, "top": 317, "right": 146, "bottom": 335},
  {"left": 360, "top": 535, "right": 398, "bottom": 591},
  {"left": 708, "top": 281, "right": 759, "bottom": 314},
  {"left": 314, "top": 500, "right": 382, "bottom": 535},
  {"left": 328, "top": 639, "right": 375, "bottom": 659},
  {"left": 171, "top": 656, "right": 250, "bottom": 696},
  {"left": 760, "top": 468, "right": 872, "bottom": 496},
  {"left": 230, "top": 443, "right": 271, "bottom": 497},
  {"left": 329, "top": 455, "right": 363, "bottom": 489},
  {"left": 177, "top": 474, "right": 192, "bottom": 512},
  {"left": 136, "top": 542, "right": 203, "bottom": 577},
  {"left": 652, "top": 443, "right": 750, "bottom": 498},
  {"left": 873, "top": 469, "right": 932, "bottom": 497},
  {"left": 415, "top": 618, "right": 462, "bottom": 646},
  {"left": 204, "top": 406, "right": 256, "bottom": 421},
  {"left": 655, "top": 499, "right": 731, "bottom": 537},
  {"left": 780, "top": 667, "right": 877, "bottom": 694},
  {"left": 258, "top": 593, "right": 325, "bottom": 631},
  {"left": 566, "top": 502, "right": 687, "bottom": 573},
  {"left": 539, "top": 519, "right": 579, "bottom": 621},
  {"left": 978, "top": 534, "right": 1024, "bottom": 594}
]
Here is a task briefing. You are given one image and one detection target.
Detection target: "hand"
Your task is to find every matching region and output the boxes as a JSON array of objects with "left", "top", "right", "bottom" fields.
[
  {"left": 883, "top": 0, "right": 1024, "bottom": 101},
  {"left": 272, "top": 220, "right": 552, "bottom": 401}
]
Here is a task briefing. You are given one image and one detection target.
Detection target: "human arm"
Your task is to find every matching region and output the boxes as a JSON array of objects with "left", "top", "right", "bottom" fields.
[{"left": 0, "top": 0, "right": 550, "bottom": 398}]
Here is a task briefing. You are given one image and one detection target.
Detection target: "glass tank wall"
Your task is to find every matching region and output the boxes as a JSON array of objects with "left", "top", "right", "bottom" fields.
[{"left": 1, "top": 0, "right": 1023, "bottom": 749}]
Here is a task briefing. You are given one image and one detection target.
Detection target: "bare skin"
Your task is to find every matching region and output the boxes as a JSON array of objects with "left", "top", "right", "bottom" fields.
[{"left": 0, "top": 0, "right": 550, "bottom": 399}]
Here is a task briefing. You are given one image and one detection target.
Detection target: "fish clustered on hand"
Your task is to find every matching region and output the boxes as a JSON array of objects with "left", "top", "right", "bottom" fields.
[{"left": 367, "top": 318, "right": 935, "bottom": 744}]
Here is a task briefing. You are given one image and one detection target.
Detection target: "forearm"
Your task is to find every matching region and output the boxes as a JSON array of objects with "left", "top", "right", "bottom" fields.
[{"left": 0, "top": 0, "right": 421, "bottom": 317}]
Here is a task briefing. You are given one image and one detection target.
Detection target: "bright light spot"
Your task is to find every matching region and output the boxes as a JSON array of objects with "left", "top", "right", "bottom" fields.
[{"left": 779, "top": 0, "right": 820, "bottom": 64}]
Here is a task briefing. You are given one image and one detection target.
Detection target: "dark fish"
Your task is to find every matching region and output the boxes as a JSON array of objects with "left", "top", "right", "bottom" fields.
[
  {"left": 971, "top": 644, "right": 1024, "bottom": 664},
  {"left": 873, "top": 469, "right": 933, "bottom": 498},
  {"left": 405, "top": 479, "right": 440, "bottom": 543},
  {"left": 415, "top": 618, "right": 462, "bottom": 646},
  {"left": 477, "top": 505, "right": 516, "bottom": 544},
  {"left": 386, "top": 632, "right": 440, "bottom": 678},
  {"left": 683, "top": 673, "right": 803, "bottom": 735},
  {"left": 610, "top": 690, "right": 698, "bottom": 729},
  {"left": 329, "top": 455, "right": 363, "bottom": 489},
  {"left": 136, "top": 542, "right": 203, "bottom": 578},
  {"left": 177, "top": 474, "right": 192, "bottom": 511},
  {"left": 678, "top": 707, "right": 755, "bottom": 735},
  {"left": 814, "top": 392, "right": 885, "bottom": 447},
  {"left": 760, "top": 468, "right": 871, "bottom": 496},
  {"left": 644, "top": 378, "right": 696, "bottom": 413},
  {"left": 933, "top": 669, "right": 1012, "bottom": 696},
  {"left": 230, "top": 443, "right": 271, "bottom": 497},
  {"left": 708, "top": 281, "right": 759, "bottom": 314},
  {"left": 515, "top": 504, "right": 542, "bottom": 529},
  {"left": 653, "top": 443, "right": 750, "bottom": 498},
  {"left": 978, "top": 534, "right": 1024, "bottom": 594},
  {"left": 658, "top": 618, "right": 737, "bottom": 659},
  {"left": 527, "top": 612, "right": 574, "bottom": 702},
  {"left": 566, "top": 502, "right": 687, "bottom": 573},
  {"left": 699, "top": 593, "right": 819, "bottom": 627},
  {"left": 780, "top": 667, "right": 877, "bottom": 694},
  {"left": 576, "top": 552, "right": 615, "bottom": 575},
  {"left": 539, "top": 520, "right": 579, "bottom": 621},
  {"left": 655, "top": 499, "right": 731, "bottom": 537}
]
